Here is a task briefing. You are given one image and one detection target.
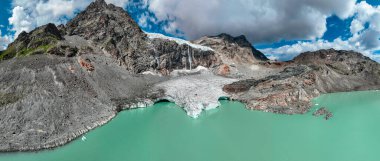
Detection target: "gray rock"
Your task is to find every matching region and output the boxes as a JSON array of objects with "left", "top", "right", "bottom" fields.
[
  {"left": 224, "top": 49, "right": 380, "bottom": 114},
  {"left": 0, "top": 0, "right": 379, "bottom": 153}
]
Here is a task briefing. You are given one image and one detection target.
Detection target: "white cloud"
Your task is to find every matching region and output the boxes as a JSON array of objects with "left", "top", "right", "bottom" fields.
[
  {"left": 261, "top": 1, "right": 380, "bottom": 62},
  {"left": 138, "top": 13, "right": 149, "bottom": 28},
  {"left": 0, "top": 30, "right": 12, "bottom": 50},
  {"left": 348, "top": 1, "right": 380, "bottom": 49},
  {"left": 144, "top": 0, "right": 356, "bottom": 42},
  {"left": 9, "top": 0, "right": 91, "bottom": 37},
  {"left": 350, "top": 19, "right": 364, "bottom": 34},
  {"left": 105, "top": 0, "right": 130, "bottom": 8},
  {"left": 261, "top": 36, "right": 380, "bottom": 62},
  {"left": 8, "top": 6, "right": 35, "bottom": 37}
]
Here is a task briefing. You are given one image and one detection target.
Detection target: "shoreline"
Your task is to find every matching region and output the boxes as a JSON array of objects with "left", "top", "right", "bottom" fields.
[{"left": 2, "top": 89, "right": 380, "bottom": 153}]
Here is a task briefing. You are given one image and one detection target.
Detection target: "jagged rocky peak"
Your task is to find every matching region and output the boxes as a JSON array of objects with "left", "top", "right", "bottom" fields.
[
  {"left": 66, "top": 0, "right": 145, "bottom": 43},
  {"left": 91, "top": 0, "right": 108, "bottom": 8},
  {"left": 214, "top": 33, "right": 253, "bottom": 48},
  {"left": 194, "top": 33, "right": 268, "bottom": 64},
  {"left": 13, "top": 23, "right": 63, "bottom": 46},
  {"left": 64, "top": 0, "right": 152, "bottom": 72}
]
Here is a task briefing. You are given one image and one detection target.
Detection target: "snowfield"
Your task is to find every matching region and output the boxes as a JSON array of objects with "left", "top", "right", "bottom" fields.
[{"left": 145, "top": 32, "right": 214, "bottom": 51}]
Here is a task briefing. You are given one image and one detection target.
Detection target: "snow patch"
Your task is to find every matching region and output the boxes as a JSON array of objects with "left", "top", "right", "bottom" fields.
[
  {"left": 142, "top": 71, "right": 161, "bottom": 76},
  {"left": 170, "top": 66, "right": 210, "bottom": 77},
  {"left": 250, "top": 65, "right": 261, "bottom": 70},
  {"left": 146, "top": 32, "right": 214, "bottom": 51}
]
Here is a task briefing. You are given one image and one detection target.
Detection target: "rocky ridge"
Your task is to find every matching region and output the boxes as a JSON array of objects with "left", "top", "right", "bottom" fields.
[
  {"left": 224, "top": 49, "right": 380, "bottom": 114},
  {"left": 0, "top": 0, "right": 379, "bottom": 152}
]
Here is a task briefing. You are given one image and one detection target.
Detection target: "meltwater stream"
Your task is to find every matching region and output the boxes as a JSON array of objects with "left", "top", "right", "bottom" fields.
[{"left": 1, "top": 90, "right": 380, "bottom": 161}]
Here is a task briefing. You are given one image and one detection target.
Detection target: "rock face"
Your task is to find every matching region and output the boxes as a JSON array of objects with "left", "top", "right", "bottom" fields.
[
  {"left": 66, "top": 0, "right": 150, "bottom": 73},
  {"left": 64, "top": 0, "right": 221, "bottom": 74},
  {"left": 0, "top": 0, "right": 379, "bottom": 153},
  {"left": 194, "top": 33, "right": 268, "bottom": 65},
  {"left": 224, "top": 49, "right": 380, "bottom": 114}
]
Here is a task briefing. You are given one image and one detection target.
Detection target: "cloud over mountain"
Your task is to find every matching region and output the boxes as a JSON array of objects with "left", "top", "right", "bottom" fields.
[
  {"left": 145, "top": 0, "right": 356, "bottom": 43},
  {"left": 0, "top": 30, "right": 11, "bottom": 50},
  {"left": 262, "top": 1, "right": 380, "bottom": 62},
  {"left": 8, "top": 0, "right": 134, "bottom": 37},
  {"left": 4, "top": 0, "right": 380, "bottom": 61}
]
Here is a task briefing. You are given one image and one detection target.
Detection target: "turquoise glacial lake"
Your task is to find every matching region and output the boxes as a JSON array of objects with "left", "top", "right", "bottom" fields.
[{"left": 1, "top": 90, "right": 380, "bottom": 161}]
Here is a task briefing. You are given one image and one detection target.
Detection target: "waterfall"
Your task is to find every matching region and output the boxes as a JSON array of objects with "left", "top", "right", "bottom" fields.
[
  {"left": 155, "top": 48, "right": 160, "bottom": 69},
  {"left": 188, "top": 47, "right": 192, "bottom": 70}
]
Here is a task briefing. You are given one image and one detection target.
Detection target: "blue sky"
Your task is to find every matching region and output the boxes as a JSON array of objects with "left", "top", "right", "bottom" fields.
[
  {"left": 0, "top": 0, "right": 379, "bottom": 61},
  {"left": 0, "top": 0, "right": 11, "bottom": 36}
]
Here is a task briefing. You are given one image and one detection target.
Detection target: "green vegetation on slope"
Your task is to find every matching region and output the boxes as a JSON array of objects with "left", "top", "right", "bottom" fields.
[
  {"left": 0, "top": 93, "right": 21, "bottom": 107},
  {"left": 0, "top": 46, "right": 17, "bottom": 61},
  {"left": 0, "top": 36, "right": 58, "bottom": 61},
  {"left": 16, "top": 44, "right": 55, "bottom": 57}
]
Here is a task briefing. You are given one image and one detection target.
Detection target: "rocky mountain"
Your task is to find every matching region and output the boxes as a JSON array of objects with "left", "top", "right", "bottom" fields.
[
  {"left": 194, "top": 33, "right": 268, "bottom": 64},
  {"left": 0, "top": 23, "right": 63, "bottom": 60},
  {"left": 224, "top": 49, "right": 380, "bottom": 114},
  {"left": 0, "top": 0, "right": 268, "bottom": 75},
  {"left": 0, "top": 0, "right": 379, "bottom": 152}
]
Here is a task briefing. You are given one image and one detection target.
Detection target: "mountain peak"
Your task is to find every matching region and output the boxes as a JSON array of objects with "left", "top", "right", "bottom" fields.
[
  {"left": 66, "top": 0, "right": 144, "bottom": 42},
  {"left": 203, "top": 33, "right": 268, "bottom": 61},
  {"left": 212, "top": 33, "right": 251, "bottom": 48},
  {"left": 91, "top": 0, "right": 107, "bottom": 8}
]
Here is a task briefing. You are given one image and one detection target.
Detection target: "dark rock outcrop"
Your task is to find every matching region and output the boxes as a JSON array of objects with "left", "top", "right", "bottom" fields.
[{"left": 313, "top": 107, "right": 333, "bottom": 120}]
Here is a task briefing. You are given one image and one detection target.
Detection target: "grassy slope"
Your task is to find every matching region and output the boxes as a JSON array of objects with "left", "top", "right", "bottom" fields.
[{"left": 0, "top": 36, "right": 57, "bottom": 61}]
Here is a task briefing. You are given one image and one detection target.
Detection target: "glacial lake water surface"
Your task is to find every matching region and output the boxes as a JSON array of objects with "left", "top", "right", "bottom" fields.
[{"left": 1, "top": 90, "right": 380, "bottom": 161}]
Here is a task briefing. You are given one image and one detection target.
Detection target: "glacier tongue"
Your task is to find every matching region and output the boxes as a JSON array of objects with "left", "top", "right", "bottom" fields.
[{"left": 153, "top": 68, "right": 237, "bottom": 118}]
